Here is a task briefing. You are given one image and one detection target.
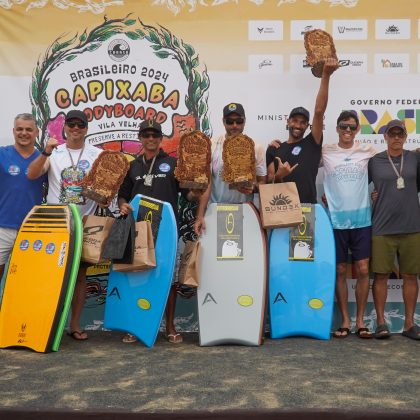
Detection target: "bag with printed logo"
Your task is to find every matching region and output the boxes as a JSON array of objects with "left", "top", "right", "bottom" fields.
[
  {"left": 259, "top": 182, "right": 303, "bottom": 228},
  {"left": 81, "top": 207, "right": 115, "bottom": 264}
]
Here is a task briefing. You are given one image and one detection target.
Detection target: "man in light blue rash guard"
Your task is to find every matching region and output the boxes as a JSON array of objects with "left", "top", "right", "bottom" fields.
[{"left": 323, "top": 110, "right": 376, "bottom": 339}]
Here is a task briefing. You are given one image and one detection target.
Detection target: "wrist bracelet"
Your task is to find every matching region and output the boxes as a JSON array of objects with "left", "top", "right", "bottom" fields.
[{"left": 41, "top": 149, "right": 52, "bottom": 157}]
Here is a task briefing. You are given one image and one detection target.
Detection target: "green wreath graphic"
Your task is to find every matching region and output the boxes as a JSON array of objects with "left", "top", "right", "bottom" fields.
[{"left": 30, "top": 14, "right": 211, "bottom": 150}]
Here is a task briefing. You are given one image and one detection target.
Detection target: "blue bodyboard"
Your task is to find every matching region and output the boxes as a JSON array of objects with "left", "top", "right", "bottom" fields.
[
  {"left": 104, "top": 194, "right": 177, "bottom": 347},
  {"left": 269, "top": 204, "right": 335, "bottom": 340}
]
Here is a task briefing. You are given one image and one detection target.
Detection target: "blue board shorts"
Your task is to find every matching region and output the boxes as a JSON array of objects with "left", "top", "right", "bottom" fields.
[{"left": 333, "top": 226, "right": 372, "bottom": 264}]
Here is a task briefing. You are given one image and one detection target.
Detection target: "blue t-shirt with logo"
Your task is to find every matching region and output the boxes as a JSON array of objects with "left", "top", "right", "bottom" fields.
[{"left": 0, "top": 145, "right": 46, "bottom": 229}]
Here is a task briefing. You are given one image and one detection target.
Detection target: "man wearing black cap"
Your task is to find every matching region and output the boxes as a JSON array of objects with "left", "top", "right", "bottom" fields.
[
  {"left": 28, "top": 109, "right": 102, "bottom": 341},
  {"left": 194, "top": 102, "right": 267, "bottom": 235},
  {"left": 118, "top": 119, "right": 199, "bottom": 344},
  {"left": 266, "top": 58, "right": 339, "bottom": 203},
  {"left": 368, "top": 119, "right": 420, "bottom": 340}
]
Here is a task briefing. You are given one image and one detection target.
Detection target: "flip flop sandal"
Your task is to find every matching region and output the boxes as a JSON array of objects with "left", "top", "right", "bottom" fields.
[
  {"left": 355, "top": 327, "right": 373, "bottom": 339},
  {"left": 333, "top": 327, "right": 351, "bottom": 338},
  {"left": 166, "top": 333, "right": 183, "bottom": 344},
  {"left": 374, "top": 323, "right": 391, "bottom": 339},
  {"left": 67, "top": 330, "right": 88, "bottom": 341},
  {"left": 122, "top": 333, "right": 137, "bottom": 343},
  {"left": 402, "top": 325, "right": 420, "bottom": 340}
]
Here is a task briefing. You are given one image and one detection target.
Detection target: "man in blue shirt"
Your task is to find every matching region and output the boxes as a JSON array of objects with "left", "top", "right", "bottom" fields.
[{"left": 0, "top": 113, "right": 46, "bottom": 280}]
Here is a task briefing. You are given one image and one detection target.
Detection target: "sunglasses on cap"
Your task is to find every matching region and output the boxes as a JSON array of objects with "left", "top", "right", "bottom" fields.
[
  {"left": 225, "top": 118, "right": 245, "bottom": 125},
  {"left": 140, "top": 132, "right": 161, "bottom": 139},
  {"left": 338, "top": 123, "right": 358, "bottom": 131},
  {"left": 66, "top": 121, "right": 87, "bottom": 129}
]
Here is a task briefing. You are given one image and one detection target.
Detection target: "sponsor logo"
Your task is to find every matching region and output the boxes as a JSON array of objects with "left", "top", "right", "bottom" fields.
[
  {"left": 374, "top": 54, "right": 409, "bottom": 74},
  {"left": 248, "top": 54, "right": 283, "bottom": 74},
  {"left": 58, "top": 241, "right": 67, "bottom": 266},
  {"left": 108, "top": 39, "right": 130, "bottom": 62},
  {"left": 292, "top": 146, "right": 302, "bottom": 155},
  {"left": 33, "top": 240, "right": 43, "bottom": 251},
  {"left": 19, "top": 240, "right": 29, "bottom": 251},
  {"left": 301, "top": 25, "right": 314, "bottom": 35},
  {"left": 265, "top": 193, "right": 300, "bottom": 213},
  {"left": 375, "top": 19, "right": 410, "bottom": 40},
  {"left": 202, "top": 292, "right": 217, "bottom": 305},
  {"left": 337, "top": 54, "right": 368, "bottom": 73},
  {"left": 248, "top": 20, "right": 283, "bottom": 41},
  {"left": 158, "top": 162, "right": 170, "bottom": 172},
  {"left": 78, "top": 159, "right": 90, "bottom": 170},
  {"left": 225, "top": 213, "right": 235, "bottom": 234},
  {"left": 386, "top": 25, "right": 399, "bottom": 35},
  {"left": 290, "top": 20, "right": 325, "bottom": 40},
  {"left": 270, "top": 194, "right": 292, "bottom": 206},
  {"left": 8, "top": 165, "right": 20, "bottom": 176},
  {"left": 382, "top": 59, "right": 402, "bottom": 68},
  {"left": 109, "top": 286, "right": 121, "bottom": 299},
  {"left": 273, "top": 292, "right": 287, "bottom": 304},
  {"left": 45, "top": 242, "right": 56, "bottom": 254},
  {"left": 333, "top": 20, "right": 368, "bottom": 40},
  {"left": 259, "top": 59, "right": 272, "bottom": 69}
]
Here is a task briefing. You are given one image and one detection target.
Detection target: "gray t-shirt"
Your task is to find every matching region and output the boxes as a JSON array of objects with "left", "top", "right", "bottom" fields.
[{"left": 368, "top": 150, "right": 420, "bottom": 236}]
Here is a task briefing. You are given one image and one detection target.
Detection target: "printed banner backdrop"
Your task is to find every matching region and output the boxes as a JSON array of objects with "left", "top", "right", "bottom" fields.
[{"left": 1, "top": 0, "right": 419, "bottom": 332}]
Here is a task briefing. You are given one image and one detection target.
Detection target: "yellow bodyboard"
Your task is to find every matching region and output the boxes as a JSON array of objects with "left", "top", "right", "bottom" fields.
[{"left": 0, "top": 206, "right": 74, "bottom": 352}]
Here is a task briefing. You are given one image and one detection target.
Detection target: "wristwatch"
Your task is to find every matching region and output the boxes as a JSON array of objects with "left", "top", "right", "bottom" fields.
[{"left": 41, "top": 149, "right": 52, "bottom": 157}]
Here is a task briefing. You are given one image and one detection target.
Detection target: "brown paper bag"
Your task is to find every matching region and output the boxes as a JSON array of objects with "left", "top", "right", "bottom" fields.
[
  {"left": 81, "top": 213, "right": 115, "bottom": 264},
  {"left": 178, "top": 241, "right": 201, "bottom": 287},
  {"left": 259, "top": 182, "right": 303, "bottom": 228},
  {"left": 113, "top": 221, "right": 156, "bottom": 272}
]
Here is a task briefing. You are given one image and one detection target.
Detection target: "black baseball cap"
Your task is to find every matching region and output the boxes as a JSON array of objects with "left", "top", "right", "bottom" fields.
[
  {"left": 223, "top": 103, "right": 245, "bottom": 118},
  {"left": 65, "top": 110, "right": 88, "bottom": 125},
  {"left": 384, "top": 119, "right": 407, "bottom": 134},
  {"left": 139, "top": 120, "right": 162, "bottom": 135},
  {"left": 289, "top": 107, "right": 310, "bottom": 122}
]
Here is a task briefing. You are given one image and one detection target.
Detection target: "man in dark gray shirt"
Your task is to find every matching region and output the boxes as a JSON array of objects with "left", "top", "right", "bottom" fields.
[{"left": 368, "top": 119, "right": 420, "bottom": 340}]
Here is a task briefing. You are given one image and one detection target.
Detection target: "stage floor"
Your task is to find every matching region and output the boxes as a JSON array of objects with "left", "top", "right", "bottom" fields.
[{"left": 0, "top": 331, "right": 419, "bottom": 418}]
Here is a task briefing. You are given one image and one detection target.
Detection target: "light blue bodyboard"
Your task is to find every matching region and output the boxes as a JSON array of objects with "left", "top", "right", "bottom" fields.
[
  {"left": 269, "top": 204, "right": 335, "bottom": 340},
  {"left": 104, "top": 194, "right": 177, "bottom": 347}
]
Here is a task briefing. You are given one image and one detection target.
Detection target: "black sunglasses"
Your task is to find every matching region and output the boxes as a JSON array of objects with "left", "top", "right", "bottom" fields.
[
  {"left": 66, "top": 121, "right": 87, "bottom": 129},
  {"left": 140, "top": 132, "right": 161, "bottom": 139},
  {"left": 338, "top": 123, "right": 358, "bottom": 131},
  {"left": 225, "top": 118, "right": 245, "bottom": 125},
  {"left": 387, "top": 131, "right": 405, "bottom": 138}
]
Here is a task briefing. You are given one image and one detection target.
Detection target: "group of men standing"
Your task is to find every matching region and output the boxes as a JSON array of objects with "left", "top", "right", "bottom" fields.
[{"left": 1, "top": 56, "right": 419, "bottom": 343}]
